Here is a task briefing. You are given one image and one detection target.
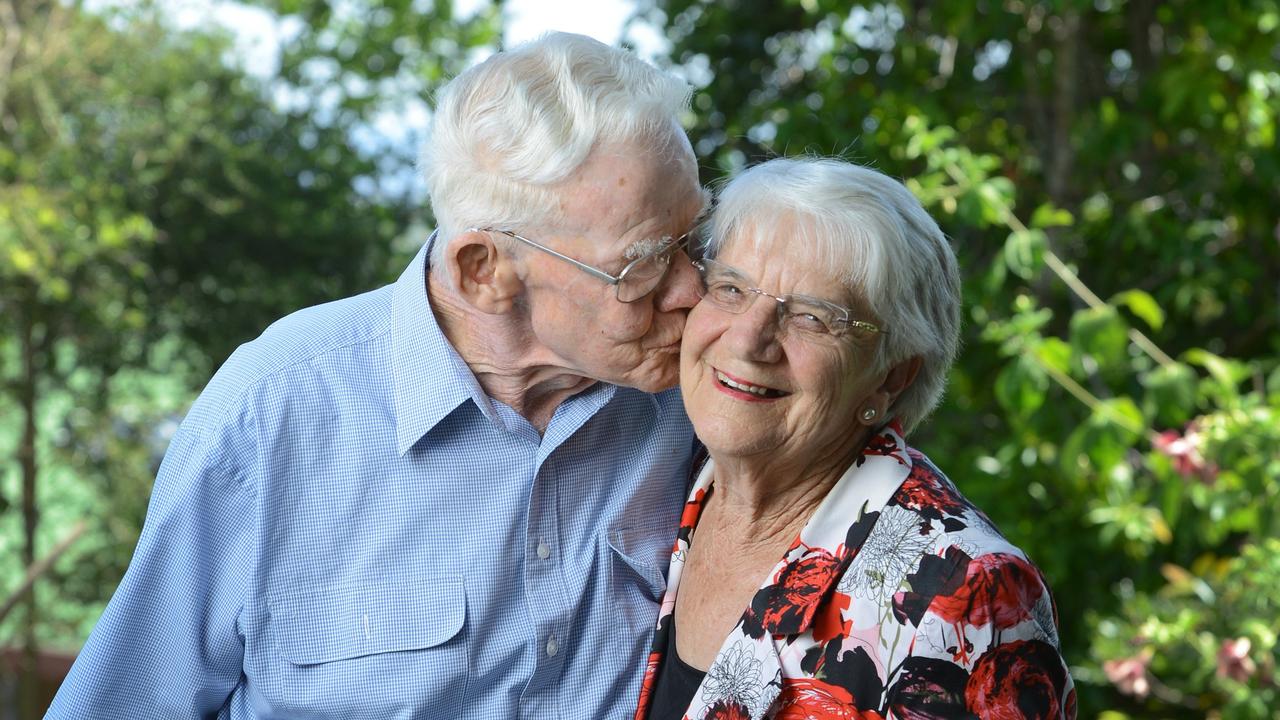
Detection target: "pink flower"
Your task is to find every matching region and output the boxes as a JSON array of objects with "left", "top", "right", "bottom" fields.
[
  {"left": 1103, "top": 656, "right": 1151, "bottom": 698},
  {"left": 1216, "top": 637, "right": 1257, "bottom": 683},
  {"left": 1152, "top": 422, "right": 1218, "bottom": 483}
]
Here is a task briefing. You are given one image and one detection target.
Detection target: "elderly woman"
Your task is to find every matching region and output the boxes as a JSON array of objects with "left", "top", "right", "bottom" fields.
[{"left": 636, "top": 158, "right": 1075, "bottom": 720}]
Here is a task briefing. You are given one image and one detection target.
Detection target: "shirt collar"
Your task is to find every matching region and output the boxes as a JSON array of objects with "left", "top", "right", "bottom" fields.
[
  {"left": 391, "top": 232, "right": 489, "bottom": 455},
  {"left": 798, "top": 421, "right": 914, "bottom": 551}
]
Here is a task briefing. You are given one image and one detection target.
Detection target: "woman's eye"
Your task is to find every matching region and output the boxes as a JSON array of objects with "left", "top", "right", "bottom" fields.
[{"left": 789, "top": 312, "right": 830, "bottom": 333}]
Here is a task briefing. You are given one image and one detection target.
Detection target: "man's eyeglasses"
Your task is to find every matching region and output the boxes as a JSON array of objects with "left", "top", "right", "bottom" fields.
[
  {"left": 692, "top": 258, "right": 888, "bottom": 339},
  {"left": 472, "top": 227, "right": 692, "bottom": 303}
]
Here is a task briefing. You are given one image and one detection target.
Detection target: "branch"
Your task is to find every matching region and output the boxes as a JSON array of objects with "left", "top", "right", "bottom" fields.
[
  {"left": 943, "top": 161, "right": 1177, "bottom": 368},
  {"left": 1030, "top": 350, "right": 1155, "bottom": 442},
  {"left": 0, "top": 0, "right": 20, "bottom": 119},
  {"left": 0, "top": 520, "right": 88, "bottom": 625}
]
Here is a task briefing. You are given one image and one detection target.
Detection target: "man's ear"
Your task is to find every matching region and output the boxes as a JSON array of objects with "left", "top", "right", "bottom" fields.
[{"left": 448, "top": 230, "right": 524, "bottom": 314}]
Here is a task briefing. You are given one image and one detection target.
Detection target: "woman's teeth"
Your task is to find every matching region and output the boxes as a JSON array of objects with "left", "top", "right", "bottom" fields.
[{"left": 715, "top": 370, "right": 785, "bottom": 398}]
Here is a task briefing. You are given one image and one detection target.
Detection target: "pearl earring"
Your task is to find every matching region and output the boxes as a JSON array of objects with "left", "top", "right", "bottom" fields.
[{"left": 860, "top": 407, "right": 877, "bottom": 422}]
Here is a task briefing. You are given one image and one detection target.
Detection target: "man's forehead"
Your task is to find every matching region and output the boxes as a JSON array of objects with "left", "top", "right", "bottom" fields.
[{"left": 558, "top": 178, "right": 701, "bottom": 237}]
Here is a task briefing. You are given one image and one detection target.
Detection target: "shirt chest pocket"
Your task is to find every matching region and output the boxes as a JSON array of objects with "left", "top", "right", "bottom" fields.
[
  {"left": 264, "top": 578, "right": 467, "bottom": 718},
  {"left": 606, "top": 525, "right": 671, "bottom": 660}
]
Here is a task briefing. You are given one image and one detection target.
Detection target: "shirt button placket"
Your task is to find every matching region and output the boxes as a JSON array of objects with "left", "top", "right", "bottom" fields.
[{"left": 521, "top": 458, "right": 568, "bottom": 718}]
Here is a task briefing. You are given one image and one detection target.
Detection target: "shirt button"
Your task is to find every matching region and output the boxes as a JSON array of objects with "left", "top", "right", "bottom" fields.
[
  {"left": 537, "top": 540, "right": 551, "bottom": 560},
  {"left": 546, "top": 636, "right": 559, "bottom": 657}
]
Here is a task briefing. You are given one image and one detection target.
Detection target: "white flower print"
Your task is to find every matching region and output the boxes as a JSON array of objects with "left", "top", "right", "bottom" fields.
[
  {"left": 702, "top": 640, "right": 764, "bottom": 709},
  {"left": 753, "top": 668, "right": 782, "bottom": 720},
  {"left": 918, "top": 615, "right": 956, "bottom": 656},
  {"left": 1031, "top": 592, "right": 1060, "bottom": 647},
  {"left": 839, "top": 504, "right": 937, "bottom": 600}
]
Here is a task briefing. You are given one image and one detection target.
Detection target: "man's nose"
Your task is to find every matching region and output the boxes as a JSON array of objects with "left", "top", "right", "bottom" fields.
[{"left": 653, "top": 253, "right": 701, "bottom": 312}]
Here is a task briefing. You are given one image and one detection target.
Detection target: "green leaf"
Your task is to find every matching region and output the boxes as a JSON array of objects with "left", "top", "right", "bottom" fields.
[
  {"left": 1112, "top": 289, "right": 1165, "bottom": 331},
  {"left": 9, "top": 246, "right": 37, "bottom": 274},
  {"left": 1142, "top": 362, "right": 1198, "bottom": 427},
  {"left": 978, "top": 177, "right": 1015, "bottom": 224},
  {"left": 1098, "top": 397, "right": 1146, "bottom": 437},
  {"left": 1032, "top": 337, "right": 1073, "bottom": 375},
  {"left": 1184, "top": 349, "right": 1247, "bottom": 405},
  {"left": 995, "top": 354, "right": 1050, "bottom": 416},
  {"left": 1069, "top": 306, "right": 1130, "bottom": 376},
  {"left": 1062, "top": 399, "right": 1143, "bottom": 478},
  {"left": 1030, "top": 203, "right": 1074, "bottom": 229},
  {"left": 1161, "top": 472, "right": 1185, "bottom": 531},
  {"left": 1003, "top": 229, "right": 1047, "bottom": 279}
]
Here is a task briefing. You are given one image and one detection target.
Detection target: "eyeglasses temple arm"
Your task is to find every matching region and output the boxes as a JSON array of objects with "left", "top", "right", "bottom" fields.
[{"left": 490, "top": 229, "right": 622, "bottom": 285}]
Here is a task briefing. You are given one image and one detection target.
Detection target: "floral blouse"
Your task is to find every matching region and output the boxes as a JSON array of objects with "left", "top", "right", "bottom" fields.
[{"left": 635, "top": 423, "right": 1076, "bottom": 720}]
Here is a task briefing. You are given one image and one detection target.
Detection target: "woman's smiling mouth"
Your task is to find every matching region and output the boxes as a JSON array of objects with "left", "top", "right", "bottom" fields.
[{"left": 713, "top": 368, "right": 789, "bottom": 399}]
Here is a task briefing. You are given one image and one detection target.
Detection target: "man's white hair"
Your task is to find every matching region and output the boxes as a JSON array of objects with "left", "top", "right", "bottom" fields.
[
  {"left": 421, "top": 32, "right": 693, "bottom": 282},
  {"left": 705, "top": 157, "right": 962, "bottom": 434}
]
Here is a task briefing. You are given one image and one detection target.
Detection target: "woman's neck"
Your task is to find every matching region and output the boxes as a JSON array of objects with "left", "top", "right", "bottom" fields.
[
  {"left": 695, "top": 458, "right": 844, "bottom": 551},
  {"left": 701, "top": 431, "right": 868, "bottom": 531}
]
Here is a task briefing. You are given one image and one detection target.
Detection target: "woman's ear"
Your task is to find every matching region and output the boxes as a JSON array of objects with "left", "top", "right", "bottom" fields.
[
  {"left": 881, "top": 356, "right": 922, "bottom": 400},
  {"left": 447, "top": 230, "right": 524, "bottom": 314},
  {"left": 859, "top": 356, "right": 922, "bottom": 425}
]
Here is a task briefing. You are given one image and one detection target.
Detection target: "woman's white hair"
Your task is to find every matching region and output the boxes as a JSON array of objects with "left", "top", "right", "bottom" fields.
[
  {"left": 706, "top": 157, "right": 962, "bottom": 434},
  {"left": 421, "top": 32, "right": 693, "bottom": 282}
]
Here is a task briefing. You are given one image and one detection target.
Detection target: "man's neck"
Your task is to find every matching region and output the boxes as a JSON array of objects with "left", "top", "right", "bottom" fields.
[{"left": 428, "top": 275, "right": 596, "bottom": 434}]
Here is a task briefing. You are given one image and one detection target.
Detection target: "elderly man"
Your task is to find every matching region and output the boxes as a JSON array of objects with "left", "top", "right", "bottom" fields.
[{"left": 48, "top": 33, "right": 704, "bottom": 719}]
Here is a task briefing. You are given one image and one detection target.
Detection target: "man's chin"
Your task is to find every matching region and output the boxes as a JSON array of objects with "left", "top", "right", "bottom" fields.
[
  {"left": 630, "top": 377, "right": 677, "bottom": 393},
  {"left": 621, "top": 363, "right": 680, "bottom": 393}
]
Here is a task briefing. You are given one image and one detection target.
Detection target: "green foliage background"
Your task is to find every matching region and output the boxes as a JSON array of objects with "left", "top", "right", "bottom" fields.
[{"left": 2, "top": 0, "right": 1278, "bottom": 717}]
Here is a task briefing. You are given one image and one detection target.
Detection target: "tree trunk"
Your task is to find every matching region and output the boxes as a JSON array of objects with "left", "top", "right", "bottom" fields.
[
  {"left": 17, "top": 292, "right": 41, "bottom": 719},
  {"left": 1047, "top": 9, "right": 1079, "bottom": 205}
]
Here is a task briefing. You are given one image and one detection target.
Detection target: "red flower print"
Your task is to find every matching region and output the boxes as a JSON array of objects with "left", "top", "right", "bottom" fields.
[
  {"left": 703, "top": 699, "right": 753, "bottom": 720},
  {"left": 925, "top": 551, "right": 1045, "bottom": 631},
  {"left": 820, "top": 643, "right": 885, "bottom": 711},
  {"left": 681, "top": 487, "right": 708, "bottom": 529},
  {"left": 891, "top": 462, "right": 968, "bottom": 520},
  {"left": 745, "top": 549, "right": 844, "bottom": 636},
  {"left": 774, "top": 678, "right": 885, "bottom": 720},
  {"left": 813, "top": 590, "right": 852, "bottom": 643},
  {"left": 634, "top": 651, "right": 662, "bottom": 720},
  {"left": 965, "top": 640, "right": 1071, "bottom": 719},
  {"left": 862, "top": 430, "right": 909, "bottom": 466},
  {"left": 884, "top": 655, "right": 971, "bottom": 719},
  {"left": 892, "top": 547, "right": 970, "bottom": 628}
]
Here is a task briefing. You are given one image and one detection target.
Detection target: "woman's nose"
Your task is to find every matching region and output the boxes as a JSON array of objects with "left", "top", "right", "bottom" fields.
[{"left": 723, "top": 292, "right": 784, "bottom": 362}]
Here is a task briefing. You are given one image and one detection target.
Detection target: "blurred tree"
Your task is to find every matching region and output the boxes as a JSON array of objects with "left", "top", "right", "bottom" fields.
[
  {"left": 636, "top": 0, "right": 1280, "bottom": 715},
  {"left": 0, "top": 0, "right": 495, "bottom": 713}
]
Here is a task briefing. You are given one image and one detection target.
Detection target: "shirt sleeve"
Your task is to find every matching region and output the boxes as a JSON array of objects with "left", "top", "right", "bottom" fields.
[
  {"left": 896, "top": 549, "right": 1077, "bottom": 719},
  {"left": 46, "top": 412, "right": 257, "bottom": 719}
]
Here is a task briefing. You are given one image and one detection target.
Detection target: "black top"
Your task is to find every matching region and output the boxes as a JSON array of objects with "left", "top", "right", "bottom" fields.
[{"left": 646, "top": 615, "right": 707, "bottom": 720}]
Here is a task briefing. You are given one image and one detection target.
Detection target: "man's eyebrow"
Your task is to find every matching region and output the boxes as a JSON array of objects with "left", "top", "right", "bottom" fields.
[
  {"left": 622, "top": 191, "right": 712, "bottom": 261},
  {"left": 624, "top": 237, "right": 668, "bottom": 260}
]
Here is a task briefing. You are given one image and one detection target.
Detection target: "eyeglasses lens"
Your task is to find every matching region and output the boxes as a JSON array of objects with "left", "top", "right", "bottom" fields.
[{"left": 617, "top": 241, "right": 682, "bottom": 302}]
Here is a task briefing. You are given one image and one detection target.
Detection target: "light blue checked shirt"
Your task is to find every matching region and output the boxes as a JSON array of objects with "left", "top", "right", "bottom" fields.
[{"left": 48, "top": 239, "right": 696, "bottom": 719}]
